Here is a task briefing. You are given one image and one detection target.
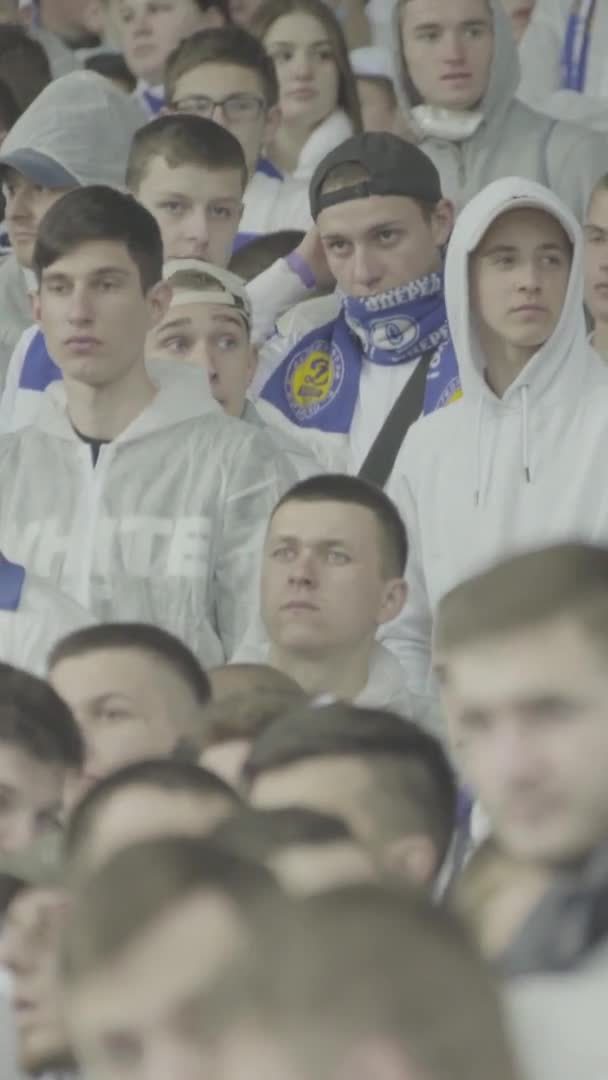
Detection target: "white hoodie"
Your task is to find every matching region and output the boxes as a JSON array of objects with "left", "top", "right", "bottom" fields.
[
  {"left": 383, "top": 178, "right": 608, "bottom": 692},
  {"left": 0, "top": 370, "right": 294, "bottom": 668},
  {"left": 518, "top": 0, "right": 608, "bottom": 119}
]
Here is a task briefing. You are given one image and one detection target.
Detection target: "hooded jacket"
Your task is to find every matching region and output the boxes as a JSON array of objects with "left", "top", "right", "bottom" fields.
[
  {"left": 383, "top": 178, "right": 608, "bottom": 692},
  {"left": 241, "top": 398, "right": 321, "bottom": 480},
  {"left": 0, "top": 371, "right": 294, "bottom": 667},
  {"left": 390, "top": 0, "right": 608, "bottom": 219}
]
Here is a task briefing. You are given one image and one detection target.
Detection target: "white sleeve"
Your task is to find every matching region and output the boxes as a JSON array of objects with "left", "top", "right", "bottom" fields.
[
  {"left": 247, "top": 258, "right": 312, "bottom": 346},
  {"left": 379, "top": 467, "right": 434, "bottom": 697},
  {"left": 517, "top": 6, "right": 563, "bottom": 108},
  {"left": 0, "top": 326, "right": 35, "bottom": 434},
  {"left": 214, "top": 426, "right": 295, "bottom": 660}
]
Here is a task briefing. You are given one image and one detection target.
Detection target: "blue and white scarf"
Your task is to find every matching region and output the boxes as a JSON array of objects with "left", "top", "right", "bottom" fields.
[
  {"left": 560, "top": 0, "right": 597, "bottom": 91},
  {"left": 261, "top": 272, "right": 459, "bottom": 432},
  {"left": 0, "top": 554, "right": 25, "bottom": 610},
  {"left": 233, "top": 158, "right": 285, "bottom": 253}
]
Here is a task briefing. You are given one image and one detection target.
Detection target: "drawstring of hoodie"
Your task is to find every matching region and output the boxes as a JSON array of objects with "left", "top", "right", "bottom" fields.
[{"left": 474, "top": 385, "right": 532, "bottom": 507}]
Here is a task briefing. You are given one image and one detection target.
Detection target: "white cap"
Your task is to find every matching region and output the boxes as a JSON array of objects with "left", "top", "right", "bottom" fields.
[
  {"left": 0, "top": 70, "right": 146, "bottom": 189},
  {"left": 162, "top": 259, "right": 252, "bottom": 326},
  {"left": 350, "top": 46, "right": 394, "bottom": 83}
]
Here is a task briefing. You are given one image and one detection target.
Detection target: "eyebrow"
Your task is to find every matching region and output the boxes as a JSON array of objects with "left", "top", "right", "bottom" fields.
[
  {"left": 268, "top": 37, "right": 331, "bottom": 47},
  {"left": 481, "top": 242, "right": 568, "bottom": 256},
  {"left": 158, "top": 317, "right": 192, "bottom": 333},
  {"left": 42, "top": 267, "right": 131, "bottom": 282},
  {"left": 272, "top": 533, "right": 351, "bottom": 547},
  {"left": 211, "top": 312, "right": 245, "bottom": 329},
  {"left": 412, "top": 18, "right": 489, "bottom": 30},
  {"left": 321, "top": 220, "right": 405, "bottom": 242}
]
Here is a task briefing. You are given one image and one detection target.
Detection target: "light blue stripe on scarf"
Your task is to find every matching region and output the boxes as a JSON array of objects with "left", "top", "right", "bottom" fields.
[{"left": 560, "top": 0, "right": 597, "bottom": 91}]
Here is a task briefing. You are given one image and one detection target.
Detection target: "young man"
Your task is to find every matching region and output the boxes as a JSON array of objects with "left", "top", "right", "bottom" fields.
[
  {"left": 0, "top": 187, "right": 292, "bottom": 672},
  {"left": 165, "top": 26, "right": 311, "bottom": 241},
  {"left": 384, "top": 177, "right": 608, "bottom": 695},
  {"left": 244, "top": 702, "right": 457, "bottom": 888},
  {"left": 584, "top": 174, "right": 608, "bottom": 360},
  {"left": 434, "top": 544, "right": 608, "bottom": 979},
  {"left": 0, "top": 665, "right": 83, "bottom": 854},
  {"left": 64, "top": 759, "right": 240, "bottom": 877},
  {"left": 152, "top": 259, "right": 321, "bottom": 478},
  {"left": 48, "top": 623, "right": 212, "bottom": 794},
  {"left": 61, "top": 835, "right": 279, "bottom": 1080},
  {"left": 254, "top": 132, "right": 458, "bottom": 478},
  {"left": 104, "top": 0, "right": 229, "bottom": 113},
  {"left": 253, "top": 474, "right": 441, "bottom": 727},
  {"left": 392, "top": 0, "right": 608, "bottom": 217},
  {"left": 0, "top": 69, "right": 145, "bottom": 392}
]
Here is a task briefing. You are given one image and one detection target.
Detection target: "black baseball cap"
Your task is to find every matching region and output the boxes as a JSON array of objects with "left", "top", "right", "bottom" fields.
[{"left": 309, "top": 132, "right": 443, "bottom": 220}]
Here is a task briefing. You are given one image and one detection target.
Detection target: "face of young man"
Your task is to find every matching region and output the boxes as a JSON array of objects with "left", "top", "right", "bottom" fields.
[
  {"left": 400, "top": 0, "right": 494, "bottom": 111},
  {"left": 317, "top": 195, "right": 451, "bottom": 297},
  {"left": 135, "top": 156, "right": 243, "bottom": 267},
  {"left": 584, "top": 187, "right": 608, "bottom": 328},
  {"left": 0, "top": 887, "right": 69, "bottom": 1075},
  {"left": 264, "top": 12, "right": 339, "bottom": 130},
  {"left": 262, "top": 500, "right": 406, "bottom": 661},
  {"left": 150, "top": 298, "right": 256, "bottom": 417},
  {"left": 0, "top": 743, "right": 63, "bottom": 854},
  {"left": 500, "top": 0, "right": 535, "bottom": 43},
  {"left": 470, "top": 207, "right": 572, "bottom": 357},
  {"left": 110, "top": 0, "right": 226, "bottom": 85},
  {"left": 437, "top": 617, "right": 608, "bottom": 865},
  {"left": 65, "top": 889, "right": 248, "bottom": 1080},
  {"left": 1, "top": 170, "right": 73, "bottom": 269},
  {"left": 49, "top": 647, "right": 203, "bottom": 793},
  {"left": 169, "top": 63, "right": 280, "bottom": 177},
  {"left": 32, "top": 239, "right": 168, "bottom": 389}
]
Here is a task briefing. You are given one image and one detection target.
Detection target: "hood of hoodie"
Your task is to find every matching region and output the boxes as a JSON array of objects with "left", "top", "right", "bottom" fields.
[
  {"left": 391, "top": 0, "right": 520, "bottom": 140},
  {"left": 445, "top": 176, "right": 587, "bottom": 406}
]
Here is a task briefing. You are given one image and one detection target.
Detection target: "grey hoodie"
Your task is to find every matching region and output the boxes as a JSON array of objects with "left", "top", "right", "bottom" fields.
[{"left": 391, "top": 0, "right": 608, "bottom": 220}]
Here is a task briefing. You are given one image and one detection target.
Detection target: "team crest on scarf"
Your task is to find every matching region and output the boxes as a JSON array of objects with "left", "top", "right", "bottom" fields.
[
  {"left": 370, "top": 316, "right": 418, "bottom": 354},
  {"left": 285, "top": 339, "right": 345, "bottom": 422}
]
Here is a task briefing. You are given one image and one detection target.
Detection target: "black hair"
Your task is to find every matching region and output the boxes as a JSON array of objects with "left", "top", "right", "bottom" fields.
[
  {"left": 0, "top": 662, "right": 84, "bottom": 768},
  {"left": 33, "top": 186, "right": 163, "bottom": 293},
  {"left": 48, "top": 622, "right": 211, "bottom": 705},
  {"left": 84, "top": 51, "right": 137, "bottom": 93},
  {"left": 165, "top": 25, "right": 278, "bottom": 108},
  {"left": 0, "top": 23, "right": 50, "bottom": 112},
  {"left": 272, "top": 474, "right": 408, "bottom": 577},
  {"left": 210, "top": 806, "right": 355, "bottom": 862},
  {"left": 127, "top": 112, "right": 247, "bottom": 194}
]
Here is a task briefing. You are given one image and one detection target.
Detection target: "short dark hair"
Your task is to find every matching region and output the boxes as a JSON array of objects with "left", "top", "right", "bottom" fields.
[
  {"left": 126, "top": 112, "right": 247, "bottom": 195},
  {"left": 33, "top": 185, "right": 163, "bottom": 293},
  {"left": 272, "top": 474, "right": 408, "bottom": 578},
  {"left": 243, "top": 703, "right": 457, "bottom": 866},
  {"left": 195, "top": 0, "right": 231, "bottom": 14},
  {"left": 85, "top": 51, "right": 137, "bottom": 93},
  {"left": 165, "top": 26, "right": 278, "bottom": 108},
  {"left": 0, "top": 663, "right": 84, "bottom": 769},
  {"left": 0, "top": 77, "right": 19, "bottom": 135},
  {"left": 61, "top": 835, "right": 280, "bottom": 986},
  {"left": 48, "top": 622, "right": 211, "bottom": 706},
  {"left": 229, "top": 230, "right": 305, "bottom": 280},
  {"left": 64, "top": 758, "right": 239, "bottom": 866},
  {"left": 0, "top": 24, "right": 50, "bottom": 112},
  {"left": 210, "top": 806, "right": 355, "bottom": 864},
  {"left": 253, "top": 0, "right": 362, "bottom": 131}
]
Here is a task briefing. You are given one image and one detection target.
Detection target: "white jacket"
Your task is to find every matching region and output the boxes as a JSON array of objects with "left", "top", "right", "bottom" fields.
[
  {"left": 518, "top": 0, "right": 608, "bottom": 110},
  {"left": 0, "top": 373, "right": 294, "bottom": 667},
  {"left": 0, "top": 564, "right": 95, "bottom": 676},
  {"left": 240, "top": 170, "right": 312, "bottom": 236},
  {"left": 390, "top": 0, "right": 608, "bottom": 220},
  {"left": 290, "top": 109, "right": 354, "bottom": 182},
  {"left": 383, "top": 178, "right": 608, "bottom": 692},
  {"left": 242, "top": 399, "right": 321, "bottom": 480}
]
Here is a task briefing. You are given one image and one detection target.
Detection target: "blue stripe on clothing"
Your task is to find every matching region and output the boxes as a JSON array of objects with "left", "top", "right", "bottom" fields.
[
  {"left": 0, "top": 555, "right": 25, "bottom": 611},
  {"left": 19, "top": 330, "right": 62, "bottom": 392}
]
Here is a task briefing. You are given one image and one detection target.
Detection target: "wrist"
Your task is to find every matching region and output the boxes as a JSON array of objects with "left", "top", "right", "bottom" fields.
[{"left": 285, "top": 250, "right": 317, "bottom": 289}]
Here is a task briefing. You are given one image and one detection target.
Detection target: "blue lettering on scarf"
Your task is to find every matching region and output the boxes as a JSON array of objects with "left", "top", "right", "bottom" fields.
[
  {"left": 19, "top": 331, "right": 61, "bottom": 392},
  {"left": 261, "top": 272, "right": 457, "bottom": 432},
  {"left": 0, "top": 554, "right": 25, "bottom": 611}
]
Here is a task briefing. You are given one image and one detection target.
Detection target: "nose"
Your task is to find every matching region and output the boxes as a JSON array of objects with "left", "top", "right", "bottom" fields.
[
  {"left": 5, "top": 185, "right": 32, "bottom": 222},
  {"left": 209, "top": 102, "right": 229, "bottom": 129},
  {"left": 287, "top": 547, "right": 317, "bottom": 586},
  {"left": 0, "top": 811, "right": 36, "bottom": 855},
  {"left": 443, "top": 29, "right": 467, "bottom": 63},
  {"left": 492, "top": 717, "right": 541, "bottom": 789},
  {"left": 191, "top": 340, "right": 216, "bottom": 377},
  {"left": 517, "top": 260, "right": 542, "bottom": 292},
  {"left": 351, "top": 244, "right": 382, "bottom": 291},
  {"left": 292, "top": 47, "right": 314, "bottom": 79},
  {"left": 67, "top": 285, "right": 94, "bottom": 325},
  {"left": 180, "top": 208, "right": 209, "bottom": 258}
]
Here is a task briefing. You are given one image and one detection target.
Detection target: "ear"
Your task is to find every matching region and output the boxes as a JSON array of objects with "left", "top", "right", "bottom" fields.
[
  {"left": 431, "top": 199, "right": 455, "bottom": 249},
  {"left": 246, "top": 343, "right": 258, "bottom": 385},
  {"left": 262, "top": 105, "right": 282, "bottom": 150},
  {"left": 383, "top": 833, "right": 437, "bottom": 887},
  {"left": 147, "top": 281, "right": 172, "bottom": 328},
  {"left": 376, "top": 577, "right": 407, "bottom": 627}
]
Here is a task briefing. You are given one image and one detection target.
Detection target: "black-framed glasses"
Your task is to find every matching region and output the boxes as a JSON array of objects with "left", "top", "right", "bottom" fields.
[{"left": 171, "top": 93, "right": 266, "bottom": 122}]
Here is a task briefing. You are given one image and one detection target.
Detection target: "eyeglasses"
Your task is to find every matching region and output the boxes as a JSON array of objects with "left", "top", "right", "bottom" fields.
[{"left": 171, "top": 94, "right": 266, "bottom": 122}]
